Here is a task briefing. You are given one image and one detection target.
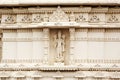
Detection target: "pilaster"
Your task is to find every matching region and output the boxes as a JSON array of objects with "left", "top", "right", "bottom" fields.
[
  {"left": 43, "top": 28, "right": 49, "bottom": 65},
  {"left": 69, "top": 28, "right": 75, "bottom": 65}
]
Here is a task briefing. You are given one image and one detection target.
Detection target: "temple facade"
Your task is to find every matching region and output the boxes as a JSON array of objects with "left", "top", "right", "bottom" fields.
[{"left": 0, "top": 0, "right": 119, "bottom": 80}]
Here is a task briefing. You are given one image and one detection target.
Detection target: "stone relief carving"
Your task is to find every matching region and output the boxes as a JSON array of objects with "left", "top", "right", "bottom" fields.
[
  {"left": 44, "top": 13, "right": 49, "bottom": 22},
  {"left": 4, "top": 15, "right": 16, "bottom": 23},
  {"left": 69, "top": 12, "right": 75, "bottom": 22},
  {"left": 89, "top": 14, "right": 99, "bottom": 23},
  {"left": 54, "top": 31, "right": 65, "bottom": 63},
  {"left": 49, "top": 6, "right": 69, "bottom": 22},
  {"left": 75, "top": 14, "right": 86, "bottom": 22},
  {"left": 21, "top": 14, "right": 31, "bottom": 23},
  {"left": 32, "top": 14, "right": 43, "bottom": 23},
  {"left": 107, "top": 14, "right": 119, "bottom": 23}
]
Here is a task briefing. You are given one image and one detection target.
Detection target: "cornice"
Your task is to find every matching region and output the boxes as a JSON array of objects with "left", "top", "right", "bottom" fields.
[
  {"left": 108, "top": 8, "right": 120, "bottom": 13},
  {"left": 13, "top": 8, "right": 29, "bottom": 14},
  {"left": 0, "top": 7, "right": 120, "bottom": 14},
  {"left": 91, "top": 8, "right": 108, "bottom": 13},
  {"left": 0, "top": 0, "right": 120, "bottom": 6},
  {"left": 0, "top": 63, "right": 120, "bottom": 71}
]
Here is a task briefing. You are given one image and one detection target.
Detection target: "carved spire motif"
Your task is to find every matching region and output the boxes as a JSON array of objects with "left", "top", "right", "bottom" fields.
[{"left": 49, "top": 6, "right": 69, "bottom": 22}]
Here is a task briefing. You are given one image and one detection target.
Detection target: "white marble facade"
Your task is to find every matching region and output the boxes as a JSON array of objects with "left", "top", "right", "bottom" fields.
[{"left": 0, "top": 4, "right": 119, "bottom": 80}]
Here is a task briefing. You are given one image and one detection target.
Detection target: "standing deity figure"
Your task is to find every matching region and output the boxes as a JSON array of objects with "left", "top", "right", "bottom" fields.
[{"left": 54, "top": 31, "right": 65, "bottom": 63}]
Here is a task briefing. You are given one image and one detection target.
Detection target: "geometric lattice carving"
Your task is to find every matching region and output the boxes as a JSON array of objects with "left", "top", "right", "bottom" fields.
[
  {"left": 89, "top": 14, "right": 99, "bottom": 23},
  {"left": 32, "top": 14, "right": 43, "bottom": 23},
  {"left": 4, "top": 15, "right": 16, "bottom": 23},
  {"left": 107, "top": 14, "right": 119, "bottom": 23},
  {"left": 75, "top": 14, "right": 86, "bottom": 22},
  {"left": 49, "top": 6, "right": 69, "bottom": 22},
  {"left": 21, "top": 14, "right": 31, "bottom": 23}
]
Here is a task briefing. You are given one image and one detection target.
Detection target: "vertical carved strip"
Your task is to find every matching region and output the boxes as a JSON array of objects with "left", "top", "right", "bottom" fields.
[
  {"left": 43, "top": 28, "right": 49, "bottom": 65},
  {"left": 69, "top": 28, "right": 75, "bottom": 65}
]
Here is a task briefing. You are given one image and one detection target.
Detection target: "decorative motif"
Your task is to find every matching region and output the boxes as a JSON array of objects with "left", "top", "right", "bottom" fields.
[
  {"left": 32, "top": 14, "right": 43, "bottom": 23},
  {"left": 111, "top": 72, "right": 120, "bottom": 78},
  {"left": 4, "top": 15, "right": 16, "bottom": 23},
  {"left": 32, "top": 71, "right": 42, "bottom": 77},
  {"left": 75, "top": 71, "right": 85, "bottom": 78},
  {"left": 0, "top": 71, "right": 9, "bottom": 77},
  {"left": 49, "top": 6, "right": 69, "bottom": 22},
  {"left": 21, "top": 14, "right": 31, "bottom": 23},
  {"left": 89, "top": 14, "right": 99, "bottom": 23},
  {"left": 14, "top": 71, "right": 25, "bottom": 77},
  {"left": 107, "top": 14, "right": 119, "bottom": 23},
  {"left": 54, "top": 31, "right": 65, "bottom": 63},
  {"left": 44, "top": 13, "right": 49, "bottom": 22},
  {"left": 75, "top": 14, "right": 86, "bottom": 22},
  {"left": 69, "top": 12, "right": 75, "bottom": 22},
  {"left": 94, "top": 64, "right": 101, "bottom": 68},
  {"left": 94, "top": 72, "right": 104, "bottom": 78}
]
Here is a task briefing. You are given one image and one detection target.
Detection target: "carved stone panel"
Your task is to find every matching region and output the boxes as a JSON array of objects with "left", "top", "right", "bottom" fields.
[{"left": 49, "top": 29, "right": 70, "bottom": 65}]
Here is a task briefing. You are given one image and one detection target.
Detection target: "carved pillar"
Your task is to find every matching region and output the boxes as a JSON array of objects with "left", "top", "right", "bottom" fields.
[
  {"left": 43, "top": 28, "right": 49, "bottom": 65},
  {"left": 69, "top": 12, "right": 75, "bottom": 22},
  {"left": 44, "top": 13, "right": 49, "bottom": 22},
  {"left": 69, "top": 28, "right": 75, "bottom": 65}
]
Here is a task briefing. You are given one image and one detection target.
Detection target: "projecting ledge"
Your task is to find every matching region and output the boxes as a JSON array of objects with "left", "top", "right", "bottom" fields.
[{"left": 0, "top": 23, "right": 120, "bottom": 28}]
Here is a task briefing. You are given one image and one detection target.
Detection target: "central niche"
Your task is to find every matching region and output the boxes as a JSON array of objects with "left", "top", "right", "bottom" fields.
[{"left": 49, "top": 29, "right": 70, "bottom": 65}]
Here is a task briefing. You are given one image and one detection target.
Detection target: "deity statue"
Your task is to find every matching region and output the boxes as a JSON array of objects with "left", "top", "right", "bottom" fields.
[{"left": 54, "top": 31, "right": 65, "bottom": 63}]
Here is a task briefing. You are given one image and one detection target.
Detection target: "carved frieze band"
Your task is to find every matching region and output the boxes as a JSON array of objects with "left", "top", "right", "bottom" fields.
[{"left": 0, "top": 7, "right": 120, "bottom": 24}]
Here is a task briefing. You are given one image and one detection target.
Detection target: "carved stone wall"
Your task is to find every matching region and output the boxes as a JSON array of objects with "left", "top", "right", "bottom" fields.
[
  {"left": 0, "top": 7, "right": 120, "bottom": 28},
  {"left": 49, "top": 29, "right": 70, "bottom": 65}
]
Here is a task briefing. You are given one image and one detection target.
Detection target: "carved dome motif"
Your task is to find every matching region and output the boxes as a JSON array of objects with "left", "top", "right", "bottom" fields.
[{"left": 49, "top": 6, "right": 69, "bottom": 22}]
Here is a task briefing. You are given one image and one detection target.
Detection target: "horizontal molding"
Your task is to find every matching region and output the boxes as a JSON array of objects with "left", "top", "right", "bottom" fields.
[
  {"left": 1, "top": 59, "right": 120, "bottom": 64},
  {"left": 2, "top": 38, "right": 120, "bottom": 42},
  {"left": 74, "top": 59, "right": 120, "bottom": 64},
  {"left": 1, "top": 59, "right": 43, "bottom": 63},
  {"left": 75, "top": 38, "right": 120, "bottom": 42},
  {"left": 2, "top": 38, "right": 44, "bottom": 42}
]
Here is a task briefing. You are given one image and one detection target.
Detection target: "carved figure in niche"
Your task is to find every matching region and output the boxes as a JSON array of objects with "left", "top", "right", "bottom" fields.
[{"left": 54, "top": 31, "right": 65, "bottom": 63}]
